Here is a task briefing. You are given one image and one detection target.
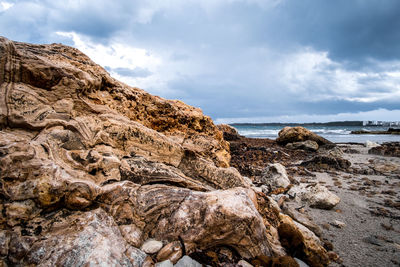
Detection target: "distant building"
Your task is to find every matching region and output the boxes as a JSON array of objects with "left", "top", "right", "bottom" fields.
[{"left": 363, "top": 121, "right": 400, "bottom": 127}]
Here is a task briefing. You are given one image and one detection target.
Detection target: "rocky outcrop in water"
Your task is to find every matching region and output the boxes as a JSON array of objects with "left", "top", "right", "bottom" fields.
[{"left": 0, "top": 37, "right": 331, "bottom": 266}]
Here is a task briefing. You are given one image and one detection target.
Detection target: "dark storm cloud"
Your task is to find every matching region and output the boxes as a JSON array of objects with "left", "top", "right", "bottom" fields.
[{"left": 270, "top": 0, "right": 400, "bottom": 62}]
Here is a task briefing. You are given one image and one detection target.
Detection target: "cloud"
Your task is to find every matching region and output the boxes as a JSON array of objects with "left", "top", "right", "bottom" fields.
[{"left": 0, "top": 1, "right": 13, "bottom": 12}]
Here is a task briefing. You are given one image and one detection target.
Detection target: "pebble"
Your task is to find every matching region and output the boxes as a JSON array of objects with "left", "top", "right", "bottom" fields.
[{"left": 141, "top": 239, "right": 163, "bottom": 254}]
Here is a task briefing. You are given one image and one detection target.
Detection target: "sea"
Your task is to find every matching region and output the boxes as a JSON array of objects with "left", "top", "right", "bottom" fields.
[{"left": 231, "top": 124, "right": 400, "bottom": 144}]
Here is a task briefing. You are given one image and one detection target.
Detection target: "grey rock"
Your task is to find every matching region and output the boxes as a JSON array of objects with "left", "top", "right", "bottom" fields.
[{"left": 174, "top": 255, "right": 202, "bottom": 267}]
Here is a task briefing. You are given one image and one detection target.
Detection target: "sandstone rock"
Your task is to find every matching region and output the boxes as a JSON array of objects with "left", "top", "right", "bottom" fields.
[
  {"left": 276, "top": 127, "right": 332, "bottom": 146},
  {"left": 278, "top": 214, "right": 329, "bottom": 267},
  {"left": 175, "top": 255, "right": 202, "bottom": 267},
  {"left": 99, "top": 184, "right": 278, "bottom": 258},
  {"left": 257, "top": 163, "right": 291, "bottom": 191},
  {"left": 141, "top": 239, "right": 164, "bottom": 254},
  {"left": 286, "top": 140, "right": 319, "bottom": 152}
]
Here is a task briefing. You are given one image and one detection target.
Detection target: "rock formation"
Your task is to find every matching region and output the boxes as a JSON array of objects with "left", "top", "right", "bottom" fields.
[
  {"left": 276, "top": 126, "right": 332, "bottom": 146},
  {"left": 0, "top": 37, "right": 330, "bottom": 266}
]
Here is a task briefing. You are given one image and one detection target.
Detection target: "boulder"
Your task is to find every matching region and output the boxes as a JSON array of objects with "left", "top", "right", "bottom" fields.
[
  {"left": 98, "top": 184, "right": 279, "bottom": 259},
  {"left": 286, "top": 140, "right": 319, "bottom": 152},
  {"left": 276, "top": 127, "right": 332, "bottom": 146}
]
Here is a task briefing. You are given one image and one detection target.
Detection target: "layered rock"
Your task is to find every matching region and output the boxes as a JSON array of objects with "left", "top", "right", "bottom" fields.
[{"left": 0, "top": 37, "right": 331, "bottom": 266}]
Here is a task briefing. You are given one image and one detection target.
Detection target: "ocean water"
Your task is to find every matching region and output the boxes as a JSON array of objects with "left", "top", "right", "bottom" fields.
[{"left": 231, "top": 124, "right": 400, "bottom": 144}]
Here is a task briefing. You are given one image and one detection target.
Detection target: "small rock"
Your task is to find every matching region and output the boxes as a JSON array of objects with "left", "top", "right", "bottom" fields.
[
  {"left": 238, "top": 259, "right": 253, "bottom": 267},
  {"left": 174, "top": 255, "right": 202, "bottom": 267},
  {"left": 141, "top": 239, "right": 163, "bottom": 254},
  {"left": 330, "top": 220, "right": 346, "bottom": 228},
  {"left": 155, "top": 259, "right": 173, "bottom": 267}
]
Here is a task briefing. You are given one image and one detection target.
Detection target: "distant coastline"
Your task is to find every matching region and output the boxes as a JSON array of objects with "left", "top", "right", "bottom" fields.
[{"left": 231, "top": 120, "right": 400, "bottom": 128}]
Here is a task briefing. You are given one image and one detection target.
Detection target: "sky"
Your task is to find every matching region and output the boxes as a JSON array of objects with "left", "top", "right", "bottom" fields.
[{"left": 1, "top": 0, "right": 400, "bottom": 123}]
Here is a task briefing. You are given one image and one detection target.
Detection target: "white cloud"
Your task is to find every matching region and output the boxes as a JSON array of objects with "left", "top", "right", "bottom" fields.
[
  {"left": 0, "top": 1, "right": 13, "bottom": 12},
  {"left": 278, "top": 48, "right": 400, "bottom": 103},
  {"left": 215, "top": 108, "right": 400, "bottom": 124},
  {"left": 55, "top": 31, "right": 201, "bottom": 97}
]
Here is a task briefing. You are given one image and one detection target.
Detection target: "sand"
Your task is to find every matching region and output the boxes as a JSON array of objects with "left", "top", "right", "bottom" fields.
[{"left": 301, "top": 144, "right": 400, "bottom": 266}]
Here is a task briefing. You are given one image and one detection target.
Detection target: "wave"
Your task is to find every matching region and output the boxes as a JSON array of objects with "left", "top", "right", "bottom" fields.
[{"left": 238, "top": 129, "right": 280, "bottom": 137}]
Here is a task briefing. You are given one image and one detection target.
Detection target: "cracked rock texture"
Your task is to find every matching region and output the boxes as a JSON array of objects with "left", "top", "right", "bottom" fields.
[{"left": 0, "top": 37, "right": 329, "bottom": 266}]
